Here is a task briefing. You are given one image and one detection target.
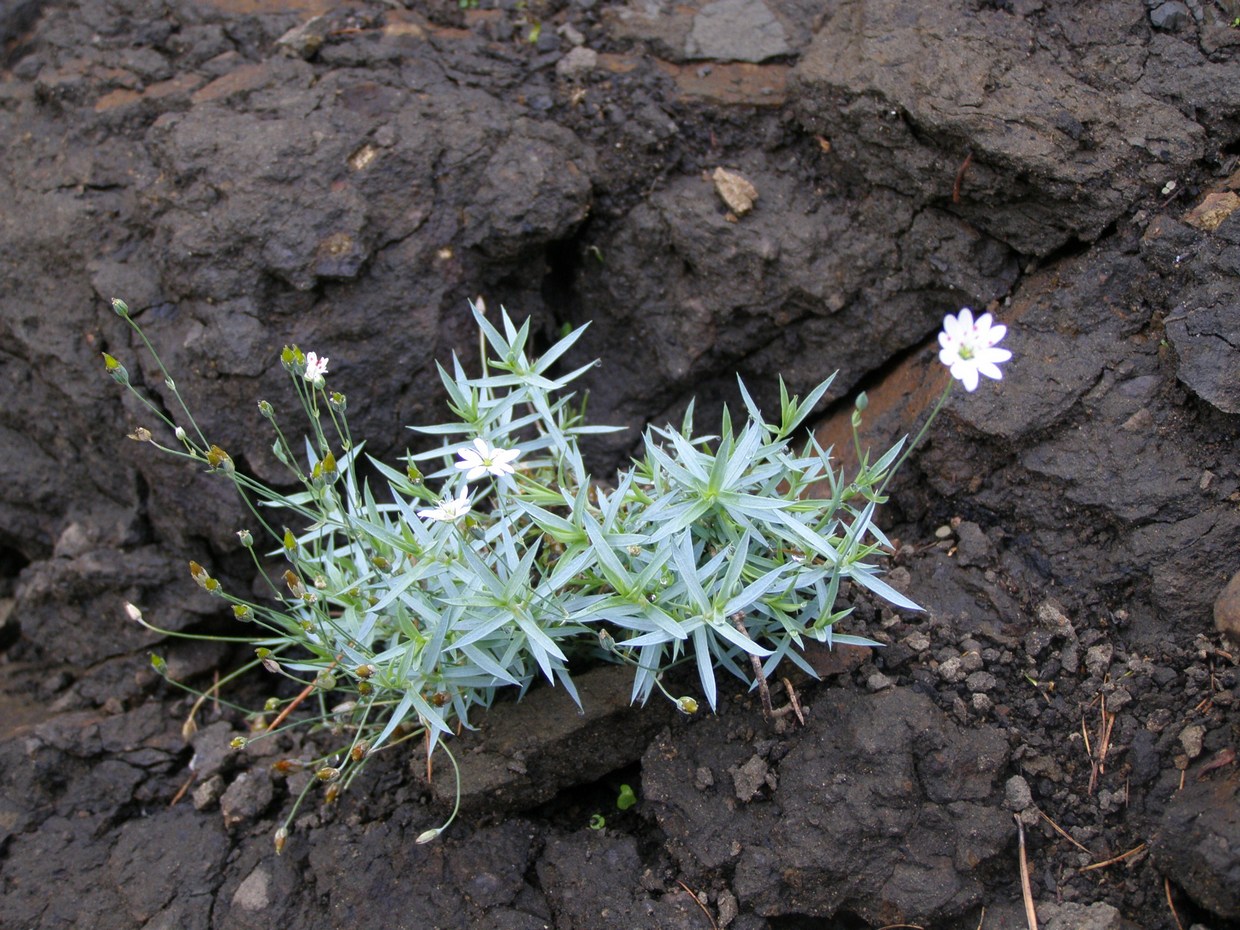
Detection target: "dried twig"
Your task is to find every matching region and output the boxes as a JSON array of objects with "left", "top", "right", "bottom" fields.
[
  {"left": 780, "top": 677, "right": 805, "bottom": 726},
  {"left": 676, "top": 880, "right": 718, "bottom": 930},
  {"left": 952, "top": 152, "right": 974, "bottom": 203},
  {"left": 1036, "top": 808, "right": 1090, "bottom": 853},
  {"left": 1165, "top": 877, "right": 1186, "bottom": 930},
  {"left": 732, "top": 613, "right": 774, "bottom": 720},
  {"left": 169, "top": 771, "right": 195, "bottom": 807},
  {"left": 1079, "top": 842, "right": 1146, "bottom": 872},
  {"left": 1015, "top": 814, "right": 1039, "bottom": 930}
]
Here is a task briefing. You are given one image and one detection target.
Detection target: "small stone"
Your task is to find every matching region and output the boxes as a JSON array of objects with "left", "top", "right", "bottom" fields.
[
  {"left": 1149, "top": 1, "right": 1191, "bottom": 31},
  {"left": 904, "top": 631, "right": 931, "bottom": 653},
  {"left": 1179, "top": 724, "right": 1206, "bottom": 759},
  {"left": 220, "top": 770, "right": 274, "bottom": 828},
  {"left": 1036, "top": 599, "right": 1072, "bottom": 630},
  {"left": 1085, "top": 643, "right": 1114, "bottom": 679},
  {"left": 191, "top": 774, "right": 226, "bottom": 811},
  {"left": 971, "top": 692, "right": 993, "bottom": 714},
  {"left": 866, "top": 672, "right": 894, "bottom": 692},
  {"left": 1004, "top": 774, "right": 1033, "bottom": 811},
  {"left": 1214, "top": 569, "right": 1240, "bottom": 639},
  {"left": 1106, "top": 686, "right": 1133, "bottom": 712},
  {"left": 712, "top": 167, "right": 758, "bottom": 216},
  {"left": 937, "top": 656, "right": 966, "bottom": 683},
  {"left": 555, "top": 45, "right": 598, "bottom": 79},
  {"left": 716, "top": 888, "right": 739, "bottom": 928},
  {"left": 1037, "top": 900, "right": 1139, "bottom": 930},
  {"left": 954, "top": 521, "right": 995, "bottom": 567},
  {"left": 730, "top": 755, "right": 774, "bottom": 802},
  {"left": 694, "top": 766, "right": 715, "bottom": 791},
  {"left": 232, "top": 865, "right": 271, "bottom": 912},
  {"left": 934, "top": 524, "right": 954, "bottom": 540},
  {"left": 966, "top": 671, "right": 997, "bottom": 693},
  {"left": 1184, "top": 191, "right": 1240, "bottom": 232}
]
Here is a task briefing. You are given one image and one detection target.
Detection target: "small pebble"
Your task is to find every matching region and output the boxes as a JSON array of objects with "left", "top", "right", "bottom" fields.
[
  {"left": 1179, "top": 724, "right": 1206, "bottom": 759},
  {"left": 1004, "top": 774, "right": 1033, "bottom": 811},
  {"left": 966, "top": 671, "right": 997, "bottom": 693},
  {"left": 866, "top": 671, "right": 894, "bottom": 692},
  {"left": 904, "top": 631, "right": 931, "bottom": 653}
]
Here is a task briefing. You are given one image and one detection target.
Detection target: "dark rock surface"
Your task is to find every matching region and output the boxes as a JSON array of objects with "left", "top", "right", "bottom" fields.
[{"left": 1, "top": 1, "right": 1239, "bottom": 929}]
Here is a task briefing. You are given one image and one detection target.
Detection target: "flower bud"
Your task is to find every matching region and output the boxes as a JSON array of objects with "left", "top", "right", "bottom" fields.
[
  {"left": 274, "top": 827, "right": 288, "bottom": 855},
  {"left": 236, "top": 529, "right": 253, "bottom": 548},
  {"left": 175, "top": 426, "right": 187, "bottom": 442},
  {"left": 314, "top": 673, "right": 337, "bottom": 691},
  {"left": 350, "top": 741, "right": 370, "bottom": 762},
  {"left": 188, "top": 560, "right": 220, "bottom": 593},
  {"left": 232, "top": 604, "right": 253, "bottom": 622},
  {"left": 206, "top": 444, "right": 234, "bottom": 474},
  {"left": 102, "top": 353, "right": 129, "bottom": 385},
  {"left": 324, "top": 783, "right": 341, "bottom": 804},
  {"left": 124, "top": 602, "right": 144, "bottom": 624},
  {"left": 264, "top": 697, "right": 281, "bottom": 712},
  {"left": 230, "top": 736, "right": 248, "bottom": 749},
  {"left": 406, "top": 463, "right": 423, "bottom": 484},
  {"left": 329, "top": 391, "right": 347, "bottom": 412},
  {"left": 283, "top": 570, "right": 306, "bottom": 598},
  {"left": 315, "top": 766, "right": 340, "bottom": 782},
  {"left": 149, "top": 653, "right": 167, "bottom": 674},
  {"left": 355, "top": 664, "right": 376, "bottom": 679},
  {"left": 280, "top": 345, "right": 300, "bottom": 372},
  {"left": 258, "top": 400, "right": 274, "bottom": 419},
  {"left": 111, "top": 297, "right": 130, "bottom": 317},
  {"left": 283, "top": 528, "right": 297, "bottom": 553},
  {"left": 127, "top": 427, "right": 152, "bottom": 442},
  {"left": 415, "top": 828, "right": 441, "bottom": 845},
  {"left": 676, "top": 696, "right": 699, "bottom": 715}
]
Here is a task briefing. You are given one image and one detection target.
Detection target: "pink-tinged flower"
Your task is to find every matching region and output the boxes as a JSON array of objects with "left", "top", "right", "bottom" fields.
[
  {"left": 938, "top": 308, "right": 1011, "bottom": 392},
  {"left": 455, "top": 438, "right": 520, "bottom": 481},
  {"left": 417, "top": 489, "right": 471, "bottom": 523},
  {"left": 303, "top": 352, "right": 329, "bottom": 386}
]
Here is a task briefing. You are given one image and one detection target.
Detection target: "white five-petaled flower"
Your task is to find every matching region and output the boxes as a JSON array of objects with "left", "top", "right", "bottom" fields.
[
  {"left": 417, "top": 489, "right": 472, "bottom": 523},
  {"left": 303, "top": 352, "right": 329, "bottom": 386},
  {"left": 455, "top": 437, "right": 521, "bottom": 482},
  {"left": 938, "top": 308, "right": 1011, "bottom": 392}
]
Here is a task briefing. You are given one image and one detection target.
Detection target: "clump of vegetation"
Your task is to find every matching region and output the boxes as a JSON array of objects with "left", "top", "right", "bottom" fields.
[{"left": 106, "top": 297, "right": 1008, "bottom": 850}]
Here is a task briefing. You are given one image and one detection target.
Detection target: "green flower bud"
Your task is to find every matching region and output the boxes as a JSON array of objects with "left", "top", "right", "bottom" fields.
[
  {"left": 676, "top": 696, "right": 699, "bottom": 715},
  {"left": 230, "top": 736, "right": 248, "bottom": 749},
  {"left": 329, "top": 391, "right": 347, "bottom": 412},
  {"left": 236, "top": 529, "right": 253, "bottom": 548},
  {"left": 102, "top": 353, "right": 129, "bottom": 385},
  {"left": 258, "top": 400, "right": 274, "bottom": 419},
  {"left": 232, "top": 604, "right": 253, "bottom": 622},
  {"left": 111, "top": 297, "right": 130, "bottom": 317}
]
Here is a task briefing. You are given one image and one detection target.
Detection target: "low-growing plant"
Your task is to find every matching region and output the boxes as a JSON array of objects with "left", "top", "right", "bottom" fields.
[{"left": 106, "top": 297, "right": 1009, "bottom": 850}]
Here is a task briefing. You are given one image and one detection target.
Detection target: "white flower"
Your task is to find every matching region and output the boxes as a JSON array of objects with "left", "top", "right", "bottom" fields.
[
  {"left": 938, "top": 308, "right": 1011, "bottom": 392},
  {"left": 303, "top": 352, "right": 329, "bottom": 386},
  {"left": 455, "top": 437, "right": 520, "bottom": 481},
  {"left": 417, "top": 489, "right": 471, "bottom": 522}
]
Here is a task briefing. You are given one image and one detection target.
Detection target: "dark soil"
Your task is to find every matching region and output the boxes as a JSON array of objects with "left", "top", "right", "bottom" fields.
[{"left": 2, "top": 1, "right": 1240, "bottom": 928}]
